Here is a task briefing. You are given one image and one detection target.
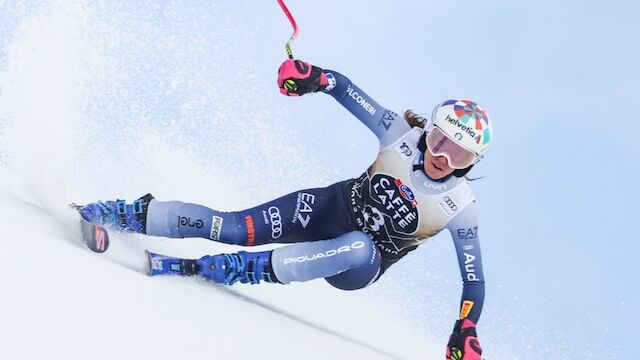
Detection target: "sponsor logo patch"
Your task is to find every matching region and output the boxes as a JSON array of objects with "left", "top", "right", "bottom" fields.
[
  {"left": 395, "top": 178, "right": 418, "bottom": 208},
  {"left": 325, "top": 73, "right": 337, "bottom": 92},
  {"left": 268, "top": 206, "right": 282, "bottom": 240},
  {"left": 245, "top": 215, "right": 255, "bottom": 246},
  {"left": 347, "top": 84, "right": 377, "bottom": 115},
  {"left": 94, "top": 227, "right": 108, "bottom": 252},
  {"left": 292, "top": 192, "right": 315, "bottom": 229},
  {"left": 151, "top": 259, "right": 164, "bottom": 271},
  {"left": 438, "top": 196, "right": 458, "bottom": 217},
  {"left": 178, "top": 216, "right": 204, "bottom": 229},
  {"left": 379, "top": 109, "right": 396, "bottom": 130},
  {"left": 460, "top": 300, "right": 474, "bottom": 320},
  {"left": 395, "top": 141, "right": 415, "bottom": 159},
  {"left": 424, "top": 181, "right": 447, "bottom": 191},
  {"left": 457, "top": 226, "right": 478, "bottom": 240},
  {"left": 370, "top": 174, "right": 419, "bottom": 233},
  {"left": 210, "top": 216, "right": 223, "bottom": 241},
  {"left": 464, "top": 252, "right": 479, "bottom": 282},
  {"left": 170, "top": 263, "right": 182, "bottom": 272},
  {"left": 283, "top": 241, "right": 365, "bottom": 264}
]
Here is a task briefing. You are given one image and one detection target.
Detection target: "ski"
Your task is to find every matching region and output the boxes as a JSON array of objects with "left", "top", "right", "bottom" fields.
[
  {"left": 69, "top": 203, "right": 110, "bottom": 253},
  {"left": 79, "top": 217, "right": 110, "bottom": 253},
  {"left": 145, "top": 250, "right": 198, "bottom": 276}
]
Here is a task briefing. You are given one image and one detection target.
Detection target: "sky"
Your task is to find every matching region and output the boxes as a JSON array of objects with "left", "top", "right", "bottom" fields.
[{"left": 1, "top": 1, "right": 639, "bottom": 358}]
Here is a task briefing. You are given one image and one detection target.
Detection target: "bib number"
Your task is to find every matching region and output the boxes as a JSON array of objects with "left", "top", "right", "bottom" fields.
[{"left": 363, "top": 206, "right": 385, "bottom": 231}]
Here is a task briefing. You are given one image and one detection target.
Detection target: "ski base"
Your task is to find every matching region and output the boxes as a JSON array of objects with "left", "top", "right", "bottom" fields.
[{"left": 80, "top": 218, "right": 110, "bottom": 253}]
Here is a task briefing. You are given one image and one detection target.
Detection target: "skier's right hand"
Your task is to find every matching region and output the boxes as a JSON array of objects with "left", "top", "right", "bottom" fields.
[
  {"left": 446, "top": 319, "right": 483, "bottom": 360},
  {"left": 277, "top": 59, "right": 329, "bottom": 96}
]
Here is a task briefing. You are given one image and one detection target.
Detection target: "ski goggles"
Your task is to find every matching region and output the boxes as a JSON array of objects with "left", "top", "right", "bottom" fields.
[{"left": 425, "top": 127, "right": 478, "bottom": 169}]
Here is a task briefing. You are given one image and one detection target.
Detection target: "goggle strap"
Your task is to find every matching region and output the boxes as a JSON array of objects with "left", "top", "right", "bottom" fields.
[{"left": 417, "top": 131, "right": 428, "bottom": 153}]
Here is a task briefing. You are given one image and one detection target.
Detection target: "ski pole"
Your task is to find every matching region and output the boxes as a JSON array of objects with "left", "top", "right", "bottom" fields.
[{"left": 277, "top": 0, "right": 298, "bottom": 59}]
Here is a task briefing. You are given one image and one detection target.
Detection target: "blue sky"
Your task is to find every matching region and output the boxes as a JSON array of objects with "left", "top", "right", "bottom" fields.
[{"left": 1, "top": 1, "right": 638, "bottom": 358}]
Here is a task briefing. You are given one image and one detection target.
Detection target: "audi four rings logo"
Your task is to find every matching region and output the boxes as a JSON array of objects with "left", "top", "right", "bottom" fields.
[
  {"left": 444, "top": 196, "right": 458, "bottom": 211},
  {"left": 269, "top": 206, "right": 282, "bottom": 239}
]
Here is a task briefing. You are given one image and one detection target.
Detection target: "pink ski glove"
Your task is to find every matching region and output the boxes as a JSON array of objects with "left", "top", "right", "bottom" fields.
[
  {"left": 446, "top": 319, "right": 483, "bottom": 360},
  {"left": 277, "top": 59, "right": 329, "bottom": 96}
]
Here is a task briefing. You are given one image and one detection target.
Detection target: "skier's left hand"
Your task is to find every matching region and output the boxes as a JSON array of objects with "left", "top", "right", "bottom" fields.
[{"left": 446, "top": 319, "right": 483, "bottom": 360}]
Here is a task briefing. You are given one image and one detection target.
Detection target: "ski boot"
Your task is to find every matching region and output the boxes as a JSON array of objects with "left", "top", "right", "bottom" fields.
[
  {"left": 146, "top": 250, "right": 279, "bottom": 285},
  {"left": 74, "top": 193, "right": 155, "bottom": 234}
]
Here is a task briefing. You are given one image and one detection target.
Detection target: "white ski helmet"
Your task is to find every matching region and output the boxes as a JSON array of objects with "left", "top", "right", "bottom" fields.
[{"left": 431, "top": 99, "right": 493, "bottom": 163}]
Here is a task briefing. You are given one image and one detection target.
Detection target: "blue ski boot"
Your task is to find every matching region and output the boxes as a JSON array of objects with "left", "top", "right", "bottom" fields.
[
  {"left": 146, "top": 250, "right": 279, "bottom": 285},
  {"left": 76, "top": 193, "right": 155, "bottom": 234}
]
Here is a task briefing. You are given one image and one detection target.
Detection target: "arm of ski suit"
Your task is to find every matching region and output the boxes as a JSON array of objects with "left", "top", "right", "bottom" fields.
[
  {"left": 322, "top": 70, "right": 411, "bottom": 149},
  {"left": 445, "top": 202, "right": 485, "bottom": 324}
]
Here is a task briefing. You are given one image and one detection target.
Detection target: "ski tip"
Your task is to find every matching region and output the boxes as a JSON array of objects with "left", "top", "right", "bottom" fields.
[
  {"left": 80, "top": 219, "right": 109, "bottom": 253},
  {"left": 145, "top": 250, "right": 153, "bottom": 276}
]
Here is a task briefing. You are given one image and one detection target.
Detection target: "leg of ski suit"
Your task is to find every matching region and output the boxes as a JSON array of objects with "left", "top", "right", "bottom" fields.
[{"left": 145, "top": 181, "right": 381, "bottom": 290}]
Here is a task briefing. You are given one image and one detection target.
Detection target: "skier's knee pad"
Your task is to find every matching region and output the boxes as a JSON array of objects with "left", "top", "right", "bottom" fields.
[{"left": 325, "top": 232, "right": 381, "bottom": 291}]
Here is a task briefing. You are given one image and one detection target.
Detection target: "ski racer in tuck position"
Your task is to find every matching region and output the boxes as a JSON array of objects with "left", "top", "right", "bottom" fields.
[{"left": 79, "top": 59, "right": 494, "bottom": 360}]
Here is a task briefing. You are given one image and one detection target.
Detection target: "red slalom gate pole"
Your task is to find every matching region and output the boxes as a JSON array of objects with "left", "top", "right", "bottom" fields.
[{"left": 277, "top": 0, "right": 298, "bottom": 59}]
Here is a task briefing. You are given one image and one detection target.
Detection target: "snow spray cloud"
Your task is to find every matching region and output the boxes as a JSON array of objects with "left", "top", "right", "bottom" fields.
[
  {"left": 0, "top": 1, "right": 321, "bottom": 218},
  {"left": 0, "top": 1, "right": 88, "bottom": 213}
]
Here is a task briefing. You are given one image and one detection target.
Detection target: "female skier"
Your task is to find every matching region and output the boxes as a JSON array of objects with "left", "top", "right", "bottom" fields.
[{"left": 79, "top": 59, "right": 493, "bottom": 360}]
